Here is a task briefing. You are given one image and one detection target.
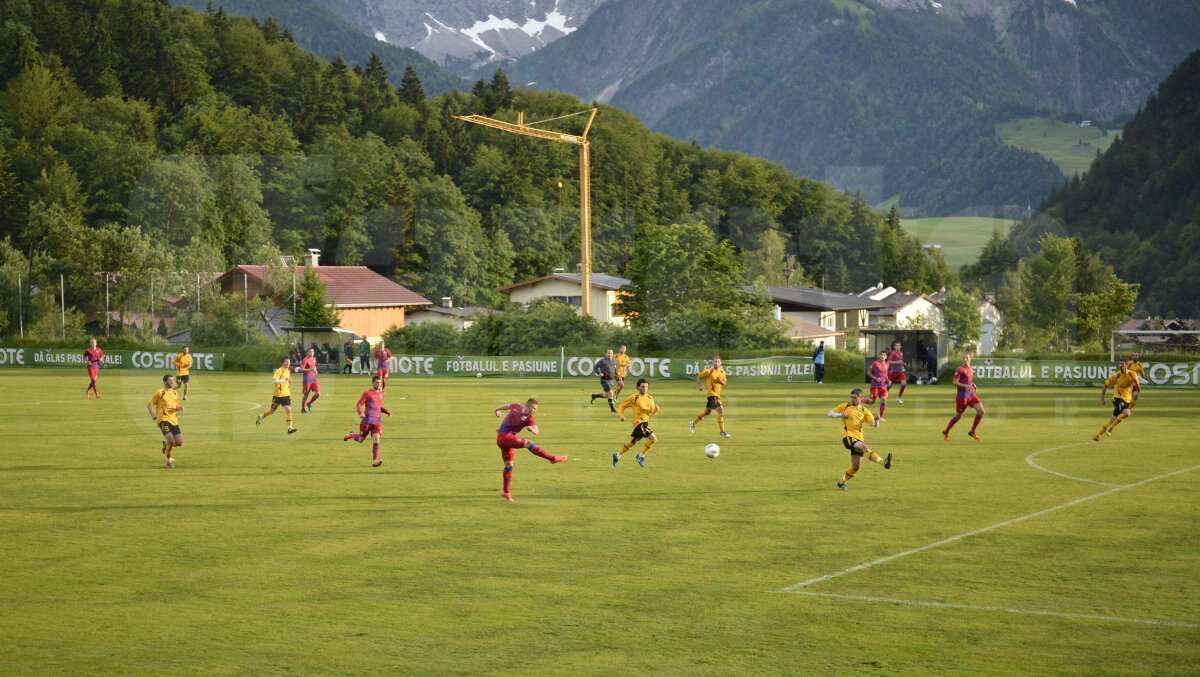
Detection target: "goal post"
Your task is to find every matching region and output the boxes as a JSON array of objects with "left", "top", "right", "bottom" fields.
[{"left": 1110, "top": 329, "right": 1200, "bottom": 362}]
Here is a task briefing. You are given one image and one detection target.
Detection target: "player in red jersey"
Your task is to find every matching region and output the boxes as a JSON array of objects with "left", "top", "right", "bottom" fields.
[
  {"left": 374, "top": 340, "right": 393, "bottom": 391},
  {"left": 493, "top": 398, "right": 567, "bottom": 502},
  {"left": 343, "top": 375, "right": 392, "bottom": 467},
  {"left": 84, "top": 338, "right": 104, "bottom": 398},
  {"left": 865, "top": 350, "right": 890, "bottom": 420},
  {"left": 888, "top": 341, "right": 907, "bottom": 403},
  {"left": 943, "top": 353, "right": 984, "bottom": 441},
  {"left": 299, "top": 348, "right": 321, "bottom": 413}
]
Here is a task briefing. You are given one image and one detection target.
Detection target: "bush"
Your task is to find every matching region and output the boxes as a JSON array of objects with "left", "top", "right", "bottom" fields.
[{"left": 461, "top": 299, "right": 604, "bottom": 355}]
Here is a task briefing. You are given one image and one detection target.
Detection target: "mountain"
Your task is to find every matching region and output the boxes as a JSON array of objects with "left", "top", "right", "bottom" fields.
[
  {"left": 504, "top": 0, "right": 1200, "bottom": 215},
  {"left": 171, "top": 0, "right": 466, "bottom": 93},
  {"left": 1010, "top": 50, "right": 1200, "bottom": 317},
  {"left": 307, "top": 0, "right": 610, "bottom": 70}
]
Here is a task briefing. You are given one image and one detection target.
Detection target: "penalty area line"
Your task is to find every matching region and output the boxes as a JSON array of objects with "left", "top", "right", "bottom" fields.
[
  {"left": 776, "top": 462, "right": 1200, "bottom": 593},
  {"left": 786, "top": 591, "right": 1200, "bottom": 629}
]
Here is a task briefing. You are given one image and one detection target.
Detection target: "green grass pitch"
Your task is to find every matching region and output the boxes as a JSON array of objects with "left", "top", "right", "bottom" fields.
[{"left": 1, "top": 369, "right": 1197, "bottom": 674}]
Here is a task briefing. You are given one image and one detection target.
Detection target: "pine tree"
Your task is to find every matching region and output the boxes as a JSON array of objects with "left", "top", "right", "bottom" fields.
[
  {"left": 295, "top": 269, "right": 341, "bottom": 327},
  {"left": 396, "top": 65, "right": 426, "bottom": 107}
]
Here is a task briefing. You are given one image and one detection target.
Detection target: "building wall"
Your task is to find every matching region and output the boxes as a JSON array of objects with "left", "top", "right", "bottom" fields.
[
  {"left": 508, "top": 280, "right": 626, "bottom": 325},
  {"left": 893, "top": 299, "right": 944, "bottom": 330},
  {"left": 338, "top": 307, "right": 407, "bottom": 341}
]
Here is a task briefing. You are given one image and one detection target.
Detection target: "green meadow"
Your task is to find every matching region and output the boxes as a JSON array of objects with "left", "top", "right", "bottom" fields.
[
  {"left": 901, "top": 216, "right": 1015, "bottom": 270},
  {"left": 1, "top": 369, "right": 1197, "bottom": 674},
  {"left": 997, "top": 117, "right": 1118, "bottom": 177}
]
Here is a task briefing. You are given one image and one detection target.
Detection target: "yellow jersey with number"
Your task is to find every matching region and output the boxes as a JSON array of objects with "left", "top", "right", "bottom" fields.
[
  {"left": 699, "top": 367, "right": 727, "bottom": 397},
  {"left": 272, "top": 367, "right": 292, "bottom": 398},
  {"left": 1105, "top": 370, "right": 1139, "bottom": 402},
  {"left": 149, "top": 387, "right": 181, "bottom": 426},
  {"left": 833, "top": 402, "right": 874, "bottom": 442}
]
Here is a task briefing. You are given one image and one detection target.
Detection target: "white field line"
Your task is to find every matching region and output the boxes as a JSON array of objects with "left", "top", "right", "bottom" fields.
[
  {"left": 776, "top": 462, "right": 1200, "bottom": 593},
  {"left": 1025, "top": 441, "right": 1123, "bottom": 486},
  {"left": 788, "top": 591, "right": 1200, "bottom": 629}
]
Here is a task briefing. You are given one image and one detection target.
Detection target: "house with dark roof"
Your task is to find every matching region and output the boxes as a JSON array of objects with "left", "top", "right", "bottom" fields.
[
  {"left": 857, "top": 284, "right": 944, "bottom": 331},
  {"left": 404, "top": 297, "right": 498, "bottom": 331},
  {"left": 213, "top": 251, "right": 430, "bottom": 341},
  {"left": 498, "top": 271, "right": 630, "bottom": 326},
  {"left": 752, "top": 286, "right": 890, "bottom": 350}
]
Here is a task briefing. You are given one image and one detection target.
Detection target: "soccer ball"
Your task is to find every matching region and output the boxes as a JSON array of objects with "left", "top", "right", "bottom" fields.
[
  {"left": 704, "top": 443, "right": 720, "bottom": 458},
  {"left": 476, "top": 372, "right": 483, "bottom": 378}
]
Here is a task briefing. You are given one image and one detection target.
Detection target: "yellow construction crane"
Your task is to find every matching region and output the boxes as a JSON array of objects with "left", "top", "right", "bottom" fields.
[{"left": 456, "top": 108, "right": 598, "bottom": 317}]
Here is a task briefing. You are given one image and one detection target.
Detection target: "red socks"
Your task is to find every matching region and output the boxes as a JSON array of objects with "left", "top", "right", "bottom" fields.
[
  {"left": 970, "top": 414, "right": 983, "bottom": 433},
  {"left": 372, "top": 443, "right": 379, "bottom": 461},
  {"left": 503, "top": 467, "right": 513, "bottom": 493},
  {"left": 529, "top": 446, "right": 554, "bottom": 461}
]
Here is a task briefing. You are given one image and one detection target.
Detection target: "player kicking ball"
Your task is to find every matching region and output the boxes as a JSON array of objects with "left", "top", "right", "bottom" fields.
[
  {"left": 343, "top": 375, "right": 391, "bottom": 467},
  {"left": 494, "top": 398, "right": 567, "bottom": 502},
  {"left": 828, "top": 388, "right": 892, "bottom": 490}
]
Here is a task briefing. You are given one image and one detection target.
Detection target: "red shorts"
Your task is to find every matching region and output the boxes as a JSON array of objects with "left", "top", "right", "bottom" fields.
[
  {"left": 955, "top": 394, "right": 982, "bottom": 413},
  {"left": 360, "top": 422, "right": 382, "bottom": 436},
  {"left": 88, "top": 368, "right": 99, "bottom": 379},
  {"left": 377, "top": 368, "right": 389, "bottom": 378},
  {"left": 496, "top": 433, "right": 529, "bottom": 462},
  {"left": 303, "top": 381, "right": 320, "bottom": 394},
  {"left": 889, "top": 372, "right": 905, "bottom": 384},
  {"left": 870, "top": 385, "right": 889, "bottom": 400}
]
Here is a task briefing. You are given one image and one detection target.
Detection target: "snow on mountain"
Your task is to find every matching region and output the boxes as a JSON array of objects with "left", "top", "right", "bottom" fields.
[{"left": 313, "top": 0, "right": 607, "bottom": 70}]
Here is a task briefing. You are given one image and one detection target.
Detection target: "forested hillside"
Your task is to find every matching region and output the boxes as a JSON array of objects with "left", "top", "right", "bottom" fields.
[
  {"left": 1010, "top": 50, "right": 1200, "bottom": 317},
  {"left": 0, "top": 0, "right": 951, "bottom": 345},
  {"left": 170, "top": 0, "right": 465, "bottom": 93}
]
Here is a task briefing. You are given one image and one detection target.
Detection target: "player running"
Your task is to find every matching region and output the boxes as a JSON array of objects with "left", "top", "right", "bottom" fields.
[
  {"left": 614, "top": 377, "right": 660, "bottom": 468},
  {"left": 942, "top": 354, "right": 984, "bottom": 441},
  {"left": 343, "top": 375, "right": 391, "bottom": 466},
  {"left": 691, "top": 355, "right": 730, "bottom": 438},
  {"left": 374, "top": 340, "right": 393, "bottom": 391},
  {"left": 493, "top": 398, "right": 567, "bottom": 502},
  {"left": 828, "top": 388, "right": 892, "bottom": 490},
  {"left": 256, "top": 356, "right": 297, "bottom": 434},
  {"left": 865, "top": 350, "right": 890, "bottom": 420},
  {"left": 1095, "top": 359, "right": 1140, "bottom": 441},
  {"left": 1126, "top": 352, "right": 1146, "bottom": 410},
  {"left": 590, "top": 349, "right": 617, "bottom": 413},
  {"left": 84, "top": 338, "right": 104, "bottom": 398},
  {"left": 299, "top": 348, "right": 321, "bottom": 413},
  {"left": 888, "top": 341, "right": 907, "bottom": 403},
  {"left": 148, "top": 374, "right": 185, "bottom": 469},
  {"left": 612, "top": 345, "right": 632, "bottom": 399},
  {"left": 173, "top": 346, "right": 192, "bottom": 400}
]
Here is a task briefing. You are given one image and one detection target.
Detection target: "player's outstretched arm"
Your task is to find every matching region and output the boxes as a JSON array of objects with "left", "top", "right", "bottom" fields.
[
  {"left": 827, "top": 410, "right": 845, "bottom": 418},
  {"left": 1099, "top": 383, "right": 1108, "bottom": 404},
  {"left": 494, "top": 405, "right": 507, "bottom": 417},
  {"left": 528, "top": 425, "right": 539, "bottom": 435}
]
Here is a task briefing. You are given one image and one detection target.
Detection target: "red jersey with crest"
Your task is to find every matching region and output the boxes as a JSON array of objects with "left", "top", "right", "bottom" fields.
[
  {"left": 356, "top": 389, "right": 390, "bottom": 424},
  {"left": 497, "top": 403, "right": 535, "bottom": 435},
  {"left": 84, "top": 347, "right": 104, "bottom": 371},
  {"left": 955, "top": 365, "right": 976, "bottom": 398}
]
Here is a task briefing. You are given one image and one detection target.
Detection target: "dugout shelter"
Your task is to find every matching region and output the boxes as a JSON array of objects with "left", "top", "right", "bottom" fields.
[{"left": 859, "top": 328, "right": 948, "bottom": 383}]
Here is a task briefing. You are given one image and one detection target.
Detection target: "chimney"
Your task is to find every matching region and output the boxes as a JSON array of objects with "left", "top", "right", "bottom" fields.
[
  {"left": 441, "top": 297, "right": 453, "bottom": 308},
  {"left": 304, "top": 249, "right": 321, "bottom": 267}
]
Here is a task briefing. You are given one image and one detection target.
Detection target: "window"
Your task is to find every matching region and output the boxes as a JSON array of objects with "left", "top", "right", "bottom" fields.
[{"left": 547, "top": 295, "right": 582, "bottom": 308}]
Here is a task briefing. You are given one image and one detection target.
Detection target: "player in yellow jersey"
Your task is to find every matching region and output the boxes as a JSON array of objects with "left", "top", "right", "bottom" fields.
[
  {"left": 828, "top": 388, "right": 892, "bottom": 490},
  {"left": 1126, "top": 352, "right": 1146, "bottom": 410},
  {"left": 614, "top": 378, "right": 660, "bottom": 468},
  {"left": 256, "top": 356, "right": 297, "bottom": 434},
  {"left": 147, "top": 374, "right": 185, "bottom": 468},
  {"left": 691, "top": 355, "right": 730, "bottom": 438},
  {"left": 612, "top": 345, "right": 633, "bottom": 399},
  {"left": 1095, "top": 359, "right": 1140, "bottom": 441},
  {"left": 173, "top": 346, "right": 193, "bottom": 400}
]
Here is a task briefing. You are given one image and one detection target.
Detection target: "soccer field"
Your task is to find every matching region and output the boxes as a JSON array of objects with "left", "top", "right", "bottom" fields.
[{"left": 1, "top": 369, "right": 1197, "bottom": 674}]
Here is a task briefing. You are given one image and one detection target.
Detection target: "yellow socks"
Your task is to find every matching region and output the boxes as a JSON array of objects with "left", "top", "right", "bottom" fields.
[
  {"left": 165, "top": 443, "right": 173, "bottom": 458},
  {"left": 641, "top": 439, "right": 656, "bottom": 455},
  {"left": 866, "top": 450, "right": 883, "bottom": 464},
  {"left": 260, "top": 408, "right": 274, "bottom": 419},
  {"left": 841, "top": 466, "right": 858, "bottom": 483},
  {"left": 717, "top": 415, "right": 725, "bottom": 433},
  {"left": 619, "top": 441, "right": 634, "bottom": 457},
  {"left": 693, "top": 411, "right": 708, "bottom": 425},
  {"left": 286, "top": 414, "right": 294, "bottom": 427}
]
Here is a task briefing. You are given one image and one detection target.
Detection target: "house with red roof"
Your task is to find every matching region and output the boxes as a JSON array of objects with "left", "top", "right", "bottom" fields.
[{"left": 214, "top": 250, "right": 430, "bottom": 341}]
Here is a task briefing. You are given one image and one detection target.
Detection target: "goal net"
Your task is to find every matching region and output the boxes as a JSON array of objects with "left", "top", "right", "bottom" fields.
[{"left": 1110, "top": 329, "right": 1200, "bottom": 361}]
